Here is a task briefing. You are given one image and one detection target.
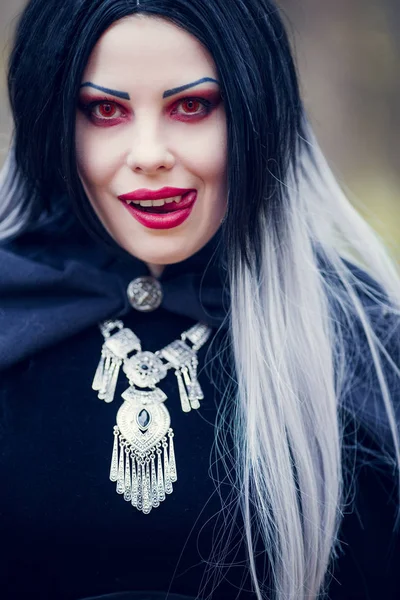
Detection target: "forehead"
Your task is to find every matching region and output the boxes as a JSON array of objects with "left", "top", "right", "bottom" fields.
[{"left": 82, "top": 16, "right": 218, "bottom": 92}]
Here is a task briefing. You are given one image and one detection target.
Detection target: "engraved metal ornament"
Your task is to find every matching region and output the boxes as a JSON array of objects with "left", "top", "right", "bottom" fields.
[
  {"left": 121, "top": 386, "right": 167, "bottom": 405},
  {"left": 92, "top": 327, "right": 141, "bottom": 403},
  {"left": 123, "top": 351, "right": 168, "bottom": 388},
  {"left": 110, "top": 393, "right": 177, "bottom": 514},
  {"left": 161, "top": 339, "right": 197, "bottom": 369},
  {"left": 161, "top": 338, "right": 205, "bottom": 412},
  {"left": 117, "top": 398, "right": 171, "bottom": 455},
  {"left": 127, "top": 276, "right": 163, "bottom": 312},
  {"left": 182, "top": 323, "right": 212, "bottom": 350},
  {"left": 104, "top": 328, "right": 141, "bottom": 358}
]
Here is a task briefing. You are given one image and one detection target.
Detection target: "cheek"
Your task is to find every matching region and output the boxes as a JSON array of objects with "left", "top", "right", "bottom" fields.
[
  {"left": 75, "top": 118, "right": 123, "bottom": 191},
  {"left": 190, "top": 142, "right": 226, "bottom": 181},
  {"left": 204, "top": 120, "right": 227, "bottom": 185},
  {"left": 176, "top": 120, "right": 227, "bottom": 186}
]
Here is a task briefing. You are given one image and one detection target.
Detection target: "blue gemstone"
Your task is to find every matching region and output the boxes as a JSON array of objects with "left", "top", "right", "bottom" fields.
[
  {"left": 141, "top": 364, "right": 149, "bottom": 371},
  {"left": 138, "top": 409, "right": 150, "bottom": 429}
]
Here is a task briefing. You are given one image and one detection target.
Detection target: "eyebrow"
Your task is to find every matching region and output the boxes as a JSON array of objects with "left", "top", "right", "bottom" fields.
[
  {"left": 163, "top": 77, "right": 219, "bottom": 98},
  {"left": 79, "top": 76, "right": 220, "bottom": 101},
  {"left": 80, "top": 82, "right": 130, "bottom": 100}
]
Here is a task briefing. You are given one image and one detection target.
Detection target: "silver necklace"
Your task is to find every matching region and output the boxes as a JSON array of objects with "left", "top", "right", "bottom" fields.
[{"left": 92, "top": 318, "right": 212, "bottom": 514}]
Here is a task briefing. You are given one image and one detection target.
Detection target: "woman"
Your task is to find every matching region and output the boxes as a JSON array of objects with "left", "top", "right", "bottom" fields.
[{"left": 0, "top": 0, "right": 399, "bottom": 599}]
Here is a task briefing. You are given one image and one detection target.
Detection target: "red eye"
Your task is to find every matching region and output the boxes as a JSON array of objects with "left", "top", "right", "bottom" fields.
[
  {"left": 181, "top": 99, "right": 202, "bottom": 114},
  {"left": 170, "top": 97, "right": 213, "bottom": 121},
  {"left": 95, "top": 102, "right": 118, "bottom": 118}
]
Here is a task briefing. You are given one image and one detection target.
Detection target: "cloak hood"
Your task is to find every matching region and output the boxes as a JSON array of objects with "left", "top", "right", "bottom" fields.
[{"left": 0, "top": 214, "right": 228, "bottom": 372}]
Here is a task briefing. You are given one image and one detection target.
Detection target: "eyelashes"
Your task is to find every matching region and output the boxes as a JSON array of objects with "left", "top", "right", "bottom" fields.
[
  {"left": 78, "top": 95, "right": 219, "bottom": 126},
  {"left": 170, "top": 97, "right": 214, "bottom": 120},
  {"left": 78, "top": 99, "right": 128, "bottom": 125}
]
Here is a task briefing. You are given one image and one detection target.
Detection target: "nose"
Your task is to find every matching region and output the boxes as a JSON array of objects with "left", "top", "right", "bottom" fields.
[{"left": 126, "top": 122, "right": 175, "bottom": 174}]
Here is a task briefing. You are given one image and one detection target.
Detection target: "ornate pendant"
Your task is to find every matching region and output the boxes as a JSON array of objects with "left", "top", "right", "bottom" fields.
[
  {"left": 110, "top": 387, "right": 177, "bottom": 514},
  {"left": 93, "top": 319, "right": 212, "bottom": 514}
]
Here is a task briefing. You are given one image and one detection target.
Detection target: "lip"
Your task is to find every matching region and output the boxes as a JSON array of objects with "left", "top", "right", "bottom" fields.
[
  {"left": 121, "top": 190, "right": 197, "bottom": 230},
  {"left": 118, "top": 187, "right": 195, "bottom": 201}
]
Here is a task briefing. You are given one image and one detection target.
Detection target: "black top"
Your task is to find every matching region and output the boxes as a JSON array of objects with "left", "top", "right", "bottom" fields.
[{"left": 1, "top": 218, "right": 400, "bottom": 600}]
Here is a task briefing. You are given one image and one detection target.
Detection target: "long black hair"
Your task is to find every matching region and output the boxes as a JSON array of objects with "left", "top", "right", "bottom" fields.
[{"left": 7, "top": 0, "right": 303, "bottom": 267}]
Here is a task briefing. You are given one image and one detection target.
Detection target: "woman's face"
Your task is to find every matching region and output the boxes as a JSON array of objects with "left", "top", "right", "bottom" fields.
[{"left": 75, "top": 15, "right": 227, "bottom": 272}]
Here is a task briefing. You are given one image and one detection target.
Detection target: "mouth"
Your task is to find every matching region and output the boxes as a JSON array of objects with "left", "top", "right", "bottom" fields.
[
  {"left": 121, "top": 192, "right": 194, "bottom": 214},
  {"left": 119, "top": 190, "right": 197, "bottom": 230}
]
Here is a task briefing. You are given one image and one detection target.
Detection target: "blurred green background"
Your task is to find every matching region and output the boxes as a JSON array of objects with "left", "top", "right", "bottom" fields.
[{"left": 1, "top": 0, "right": 399, "bottom": 260}]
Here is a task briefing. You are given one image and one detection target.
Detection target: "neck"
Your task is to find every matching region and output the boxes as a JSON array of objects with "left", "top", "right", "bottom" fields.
[{"left": 146, "top": 262, "right": 165, "bottom": 278}]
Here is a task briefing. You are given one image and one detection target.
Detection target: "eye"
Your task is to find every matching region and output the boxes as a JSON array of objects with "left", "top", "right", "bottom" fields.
[
  {"left": 180, "top": 99, "right": 203, "bottom": 114},
  {"left": 78, "top": 98, "right": 127, "bottom": 125},
  {"left": 91, "top": 101, "right": 122, "bottom": 119},
  {"left": 171, "top": 97, "right": 213, "bottom": 119}
]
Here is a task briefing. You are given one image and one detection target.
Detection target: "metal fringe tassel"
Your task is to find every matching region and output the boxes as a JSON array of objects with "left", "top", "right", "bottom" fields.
[
  {"left": 175, "top": 370, "right": 191, "bottom": 412},
  {"left": 92, "top": 348, "right": 122, "bottom": 403},
  {"left": 150, "top": 454, "right": 159, "bottom": 508},
  {"left": 137, "top": 462, "right": 143, "bottom": 511},
  {"left": 189, "top": 358, "right": 204, "bottom": 401},
  {"left": 110, "top": 428, "right": 176, "bottom": 514},
  {"left": 124, "top": 446, "right": 131, "bottom": 501},
  {"left": 110, "top": 427, "right": 119, "bottom": 482},
  {"left": 157, "top": 445, "right": 165, "bottom": 502},
  {"left": 177, "top": 362, "right": 203, "bottom": 411},
  {"left": 131, "top": 455, "right": 138, "bottom": 507},
  {"left": 181, "top": 366, "right": 200, "bottom": 410},
  {"left": 116, "top": 440, "right": 125, "bottom": 494},
  {"left": 168, "top": 430, "right": 177, "bottom": 482}
]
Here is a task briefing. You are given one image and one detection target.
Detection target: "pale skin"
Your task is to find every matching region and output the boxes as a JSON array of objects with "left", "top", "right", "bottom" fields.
[{"left": 75, "top": 15, "right": 228, "bottom": 278}]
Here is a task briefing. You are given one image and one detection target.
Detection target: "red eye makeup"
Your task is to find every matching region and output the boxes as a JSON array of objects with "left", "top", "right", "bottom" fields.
[
  {"left": 169, "top": 93, "right": 221, "bottom": 122},
  {"left": 78, "top": 96, "right": 129, "bottom": 126},
  {"left": 77, "top": 79, "right": 222, "bottom": 127},
  {"left": 78, "top": 92, "right": 222, "bottom": 127}
]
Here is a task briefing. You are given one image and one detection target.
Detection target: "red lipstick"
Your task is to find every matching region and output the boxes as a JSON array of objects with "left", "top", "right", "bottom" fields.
[
  {"left": 118, "top": 187, "right": 194, "bottom": 201},
  {"left": 118, "top": 189, "right": 197, "bottom": 230}
]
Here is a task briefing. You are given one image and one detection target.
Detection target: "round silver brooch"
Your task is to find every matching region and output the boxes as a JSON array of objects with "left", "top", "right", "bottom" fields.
[{"left": 127, "top": 276, "right": 163, "bottom": 312}]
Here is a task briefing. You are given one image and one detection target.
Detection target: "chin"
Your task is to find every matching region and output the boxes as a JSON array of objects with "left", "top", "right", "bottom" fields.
[
  {"left": 120, "top": 241, "right": 195, "bottom": 266},
  {"left": 143, "top": 249, "right": 195, "bottom": 266}
]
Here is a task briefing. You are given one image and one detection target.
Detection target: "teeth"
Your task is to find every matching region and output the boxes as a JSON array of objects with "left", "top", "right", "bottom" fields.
[{"left": 128, "top": 195, "right": 182, "bottom": 207}]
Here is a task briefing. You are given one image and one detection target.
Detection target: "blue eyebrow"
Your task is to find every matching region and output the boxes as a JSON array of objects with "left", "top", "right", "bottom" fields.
[
  {"left": 80, "top": 82, "right": 130, "bottom": 100},
  {"left": 80, "top": 77, "right": 220, "bottom": 101},
  {"left": 163, "top": 77, "right": 219, "bottom": 98}
]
